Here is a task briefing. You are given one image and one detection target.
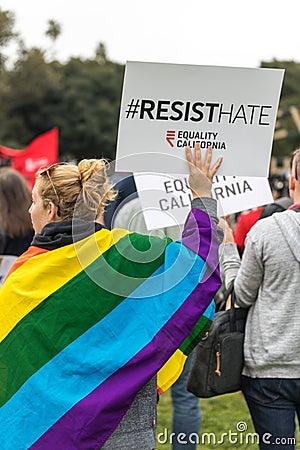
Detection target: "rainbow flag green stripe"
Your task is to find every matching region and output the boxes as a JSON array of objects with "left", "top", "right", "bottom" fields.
[
  {"left": 0, "top": 232, "right": 171, "bottom": 407},
  {"left": 179, "top": 302, "right": 215, "bottom": 355}
]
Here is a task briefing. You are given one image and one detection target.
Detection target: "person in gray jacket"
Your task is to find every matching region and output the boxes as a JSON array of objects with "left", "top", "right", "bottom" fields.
[{"left": 220, "top": 148, "right": 300, "bottom": 450}]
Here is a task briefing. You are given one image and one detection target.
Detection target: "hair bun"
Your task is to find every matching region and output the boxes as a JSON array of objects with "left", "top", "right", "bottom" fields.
[{"left": 78, "top": 159, "right": 107, "bottom": 187}]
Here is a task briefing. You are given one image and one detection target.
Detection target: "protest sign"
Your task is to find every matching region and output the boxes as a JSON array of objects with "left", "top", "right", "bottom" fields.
[
  {"left": 116, "top": 61, "right": 284, "bottom": 177},
  {"left": 133, "top": 173, "right": 274, "bottom": 230},
  {"left": 212, "top": 175, "right": 273, "bottom": 215}
]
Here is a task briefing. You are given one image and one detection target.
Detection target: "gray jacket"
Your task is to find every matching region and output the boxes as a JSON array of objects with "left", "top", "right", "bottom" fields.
[{"left": 222, "top": 209, "right": 300, "bottom": 378}]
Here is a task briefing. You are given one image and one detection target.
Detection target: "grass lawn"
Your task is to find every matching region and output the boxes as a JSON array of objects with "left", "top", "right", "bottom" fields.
[{"left": 156, "top": 389, "right": 300, "bottom": 449}]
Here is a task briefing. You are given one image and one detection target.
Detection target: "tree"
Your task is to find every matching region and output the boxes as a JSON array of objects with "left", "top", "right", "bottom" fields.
[
  {"left": 1, "top": 45, "right": 124, "bottom": 161},
  {"left": 95, "top": 42, "right": 108, "bottom": 64},
  {"left": 45, "top": 19, "right": 62, "bottom": 43},
  {"left": 261, "top": 59, "right": 300, "bottom": 156},
  {"left": 58, "top": 58, "right": 124, "bottom": 160},
  {"left": 2, "top": 48, "right": 63, "bottom": 147},
  {"left": 45, "top": 19, "right": 62, "bottom": 60},
  {"left": 0, "top": 8, "right": 16, "bottom": 68}
]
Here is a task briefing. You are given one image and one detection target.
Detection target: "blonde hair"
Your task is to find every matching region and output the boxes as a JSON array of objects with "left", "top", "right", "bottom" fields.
[{"left": 36, "top": 159, "right": 117, "bottom": 221}]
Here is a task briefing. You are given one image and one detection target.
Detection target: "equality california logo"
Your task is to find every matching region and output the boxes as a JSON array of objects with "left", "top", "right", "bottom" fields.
[{"left": 165, "top": 130, "right": 227, "bottom": 150}]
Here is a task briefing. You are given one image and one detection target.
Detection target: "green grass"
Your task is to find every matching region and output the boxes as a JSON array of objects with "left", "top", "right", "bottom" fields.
[{"left": 156, "top": 390, "right": 300, "bottom": 449}]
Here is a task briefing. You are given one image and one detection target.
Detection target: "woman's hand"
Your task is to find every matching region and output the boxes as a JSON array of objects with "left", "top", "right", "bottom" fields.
[
  {"left": 186, "top": 142, "right": 223, "bottom": 198},
  {"left": 218, "top": 217, "right": 235, "bottom": 243}
]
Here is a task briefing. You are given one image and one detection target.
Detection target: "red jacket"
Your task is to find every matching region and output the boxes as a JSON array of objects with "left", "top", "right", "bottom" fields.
[{"left": 234, "top": 207, "right": 263, "bottom": 253}]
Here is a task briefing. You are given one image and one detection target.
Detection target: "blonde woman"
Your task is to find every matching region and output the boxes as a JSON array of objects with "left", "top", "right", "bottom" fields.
[{"left": 0, "top": 146, "right": 222, "bottom": 450}]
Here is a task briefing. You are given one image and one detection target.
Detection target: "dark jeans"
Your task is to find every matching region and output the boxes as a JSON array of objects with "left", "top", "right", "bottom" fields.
[
  {"left": 171, "top": 353, "right": 201, "bottom": 450},
  {"left": 241, "top": 376, "right": 300, "bottom": 450}
]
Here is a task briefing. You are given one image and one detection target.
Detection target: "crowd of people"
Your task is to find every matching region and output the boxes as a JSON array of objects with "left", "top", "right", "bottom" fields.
[{"left": 0, "top": 144, "right": 299, "bottom": 450}]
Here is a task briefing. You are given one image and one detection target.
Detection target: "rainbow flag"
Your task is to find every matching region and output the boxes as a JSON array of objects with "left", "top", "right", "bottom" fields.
[{"left": 0, "top": 208, "right": 221, "bottom": 449}]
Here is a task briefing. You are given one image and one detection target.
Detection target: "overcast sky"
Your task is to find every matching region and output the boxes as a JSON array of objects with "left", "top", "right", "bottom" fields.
[{"left": 1, "top": 0, "right": 300, "bottom": 68}]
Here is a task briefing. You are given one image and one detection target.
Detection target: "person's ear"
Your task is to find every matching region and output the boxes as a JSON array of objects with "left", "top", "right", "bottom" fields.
[
  {"left": 47, "top": 201, "right": 59, "bottom": 221},
  {"left": 289, "top": 173, "right": 296, "bottom": 192}
]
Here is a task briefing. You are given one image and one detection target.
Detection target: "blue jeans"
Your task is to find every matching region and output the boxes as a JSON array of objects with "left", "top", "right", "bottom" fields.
[
  {"left": 170, "top": 353, "right": 201, "bottom": 450},
  {"left": 241, "top": 376, "right": 300, "bottom": 450}
]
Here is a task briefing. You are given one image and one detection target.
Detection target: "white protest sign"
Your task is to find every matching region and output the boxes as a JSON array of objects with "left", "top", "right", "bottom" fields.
[
  {"left": 116, "top": 61, "right": 284, "bottom": 177},
  {"left": 133, "top": 173, "right": 274, "bottom": 230},
  {"left": 212, "top": 175, "right": 273, "bottom": 216}
]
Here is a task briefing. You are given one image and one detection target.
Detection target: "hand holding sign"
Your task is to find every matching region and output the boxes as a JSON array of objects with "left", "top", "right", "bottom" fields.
[{"left": 186, "top": 143, "right": 223, "bottom": 198}]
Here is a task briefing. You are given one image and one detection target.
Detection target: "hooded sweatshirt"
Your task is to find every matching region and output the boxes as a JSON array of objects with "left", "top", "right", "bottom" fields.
[{"left": 221, "top": 209, "right": 300, "bottom": 378}]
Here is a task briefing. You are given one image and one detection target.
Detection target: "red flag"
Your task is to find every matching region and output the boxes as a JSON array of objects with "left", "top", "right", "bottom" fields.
[{"left": 0, "top": 128, "right": 58, "bottom": 189}]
